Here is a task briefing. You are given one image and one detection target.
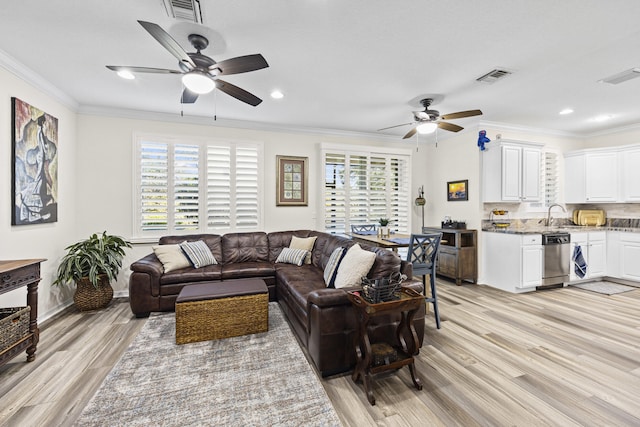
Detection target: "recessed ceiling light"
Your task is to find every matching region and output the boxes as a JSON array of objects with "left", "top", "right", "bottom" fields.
[
  {"left": 270, "top": 90, "right": 284, "bottom": 99},
  {"left": 559, "top": 108, "right": 574, "bottom": 115},
  {"left": 592, "top": 114, "right": 614, "bottom": 122},
  {"left": 117, "top": 70, "right": 135, "bottom": 80}
]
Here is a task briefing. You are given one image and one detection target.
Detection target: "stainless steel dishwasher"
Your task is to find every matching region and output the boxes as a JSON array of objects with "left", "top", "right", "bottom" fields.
[{"left": 539, "top": 232, "right": 570, "bottom": 288}]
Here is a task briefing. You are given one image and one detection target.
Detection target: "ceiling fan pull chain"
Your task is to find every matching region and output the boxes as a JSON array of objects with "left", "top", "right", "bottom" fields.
[{"left": 214, "top": 88, "right": 217, "bottom": 121}]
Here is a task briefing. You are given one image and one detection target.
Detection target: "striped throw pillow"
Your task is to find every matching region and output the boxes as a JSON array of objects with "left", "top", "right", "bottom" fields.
[
  {"left": 275, "top": 247, "right": 308, "bottom": 266},
  {"left": 180, "top": 240, "right": 217, "bottom": 269},
  {"left": 324, "top": 247, "right": 347, "bottom": 288}
]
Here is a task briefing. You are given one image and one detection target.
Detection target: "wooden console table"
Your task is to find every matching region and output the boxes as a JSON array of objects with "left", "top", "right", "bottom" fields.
[
  {"left": 423, "top": 227, "right": 477, "bottom": 285},
  {"left": 347, "top": 287, "right": 424, "bottom": 405},
  {"left": 0, "top": 259, "right": 45, "bottom": 366}
]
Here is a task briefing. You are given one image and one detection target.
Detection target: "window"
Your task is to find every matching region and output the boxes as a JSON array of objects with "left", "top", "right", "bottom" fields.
[
  {"left": 322, "top": 146, "right": 411, "bottom": 234},
  {"left": 134, "top": 134, "right": 262, "bottom": 239}
]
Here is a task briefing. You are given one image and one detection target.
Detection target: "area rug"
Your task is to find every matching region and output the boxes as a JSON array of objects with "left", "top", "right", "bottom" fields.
[
  {"left": 75, "top": 303, "right": 341, "bottom": 427},
  {"left": 569, "top": 281, "right": 638, "bottom": 295}
]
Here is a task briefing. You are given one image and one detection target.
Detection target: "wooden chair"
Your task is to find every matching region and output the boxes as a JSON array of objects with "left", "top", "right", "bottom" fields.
[
  {"left": 406, "top": 233, "right": 442, "bottom": 329},
  {"left": 350, "top": 224, "right": 378, "bottom": 235}
]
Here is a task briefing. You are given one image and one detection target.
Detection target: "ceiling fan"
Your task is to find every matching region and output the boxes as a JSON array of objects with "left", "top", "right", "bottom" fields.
[
  {"left": 379, "top": 98, "right": 482, "bottom": 139},
  {"left": 106, "top": 20, "right": 269, "bottom": 106}
]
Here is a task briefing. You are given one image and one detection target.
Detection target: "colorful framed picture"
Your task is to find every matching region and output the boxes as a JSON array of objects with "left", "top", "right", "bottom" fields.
[
  {"left": 12, "top": 97, "right": 59, "bottom": 225},
  {"left": 447, "top": 179, "right": 468, "bottom": 201},
  {"left": 276, "top": 155, "right": 308, "bottom": 206}
]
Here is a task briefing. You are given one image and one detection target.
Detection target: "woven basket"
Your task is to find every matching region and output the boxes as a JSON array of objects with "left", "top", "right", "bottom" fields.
[
  {"left": 74, "top": 275, "right": 113, "bottom": 311},
  {"left": 0, "top": 306, "right": 30, "bottom": 353}
]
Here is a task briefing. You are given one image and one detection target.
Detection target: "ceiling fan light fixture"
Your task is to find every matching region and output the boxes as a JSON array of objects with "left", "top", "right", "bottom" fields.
[
  {"left": 116, "top": 69, "right": 135, "bottom": 80},
  {"left": 416, "top": 122, "right": 438, "bottom": 134},
  {"left": 182, "top": 71, "right": 215, "bottom": 94}
]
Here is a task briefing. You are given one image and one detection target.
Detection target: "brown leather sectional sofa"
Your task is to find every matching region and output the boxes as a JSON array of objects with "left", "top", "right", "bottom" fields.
[{"left": 129, "top": 230, "right": 425, "bottom": 376}]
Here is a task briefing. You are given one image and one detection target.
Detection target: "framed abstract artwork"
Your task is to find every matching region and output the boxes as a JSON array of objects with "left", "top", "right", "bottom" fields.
[
  {"left": 276, "top": 155, "right": 308, "bottom": 206},
  {"left": 12, "top": 97, "right": 59, "bottom": 225},
  {"left": 447, "top": 179, "right": 468, "bottom": 201}
]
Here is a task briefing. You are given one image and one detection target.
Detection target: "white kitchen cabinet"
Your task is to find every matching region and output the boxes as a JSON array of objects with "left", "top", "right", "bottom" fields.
[
  {"left": 622, "top": 147, "right": 640, "bottom": 201},
  {"left": 620, "top": 232, "right": 640, "bottom": 281},
  {"left": 569, "top": 231, "right": 606, "bottom": 281},
  {"left": 482, "top": 140, "right": 542, "bottom": 203},
  {"left": 564, "top": 150, "right": 618, "bottom": 203},
  {"left": 482, "top": 232, "right": 542, "bottom": 292}
]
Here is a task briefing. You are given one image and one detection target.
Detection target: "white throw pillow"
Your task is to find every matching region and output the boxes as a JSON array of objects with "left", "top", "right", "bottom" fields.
[
  {"left": 275, "top": 247, "right": 308, "bottom": 266},
  {"left": 153, "top": 244, "right": 191, "bottom": 273},
  {"left": 289, "top": 235, "right": 317, "bottom": 264},
  {"left": 324, "top": 247, "right": 347, "bottom": 288},
  {"left": 334, "top": 244, "right": 376, "bottom": 289},
  {"left": 180, "top": 240, "right": 217, "bottom": 268}
]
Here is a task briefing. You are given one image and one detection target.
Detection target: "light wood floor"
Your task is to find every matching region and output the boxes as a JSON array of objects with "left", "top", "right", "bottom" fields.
[{"left": 1, "top": 281, "right": 639, "bottom": 426}]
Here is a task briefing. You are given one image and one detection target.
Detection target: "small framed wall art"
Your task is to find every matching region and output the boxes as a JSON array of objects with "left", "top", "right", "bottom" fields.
[
  {"left": 447, "top": 179, "right": 468, "bottom": 201},
  {"left": 276, "top": 155, "right": 308, "bottom": 206}
]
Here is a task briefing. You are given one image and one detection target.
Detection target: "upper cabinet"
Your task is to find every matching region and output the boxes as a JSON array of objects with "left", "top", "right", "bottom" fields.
[
  {"left": 482, "top": 140, "right": 542, "bottom": 203},
  {"left": 565, "top": 150, "right": 618, "bottom": 203},
  {"left": 622, "top": 146, "right": 640, "bottom": 202},
  {"left": 565, "top": 144, "right": 640, "bottom": 203}
]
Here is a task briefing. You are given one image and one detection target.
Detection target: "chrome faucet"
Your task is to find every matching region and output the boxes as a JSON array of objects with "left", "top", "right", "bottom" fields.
[{"left": 546, "top": 203, "right": 566, "bottom": 227}]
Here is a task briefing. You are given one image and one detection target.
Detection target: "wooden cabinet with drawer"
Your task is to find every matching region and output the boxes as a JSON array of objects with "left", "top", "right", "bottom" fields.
[{"left": 423, "top": 228, "right": 477, "bottom": 285}]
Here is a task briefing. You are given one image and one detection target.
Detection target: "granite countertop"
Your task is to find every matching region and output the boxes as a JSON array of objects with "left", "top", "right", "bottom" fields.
[{"left": 482, "top": 225, "right": 640, "bottom": 234}]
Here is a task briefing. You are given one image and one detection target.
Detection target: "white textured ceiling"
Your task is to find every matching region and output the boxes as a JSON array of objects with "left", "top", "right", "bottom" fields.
[{"left": 2, "top": 0, "right": 640, "bottom": 139}]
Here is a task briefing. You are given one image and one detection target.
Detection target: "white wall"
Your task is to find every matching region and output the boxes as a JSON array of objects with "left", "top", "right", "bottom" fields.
[{"left": 0, "top": 67, "right": 78, "bottom": 320}]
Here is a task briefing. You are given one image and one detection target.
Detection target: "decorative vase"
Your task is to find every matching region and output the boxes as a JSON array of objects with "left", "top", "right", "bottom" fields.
[
  {"left": 73, "top": 275, "right": 114, "bottom": 311},
  {"left": 380, "top": 226, "right": 390, "bottom": 237}
]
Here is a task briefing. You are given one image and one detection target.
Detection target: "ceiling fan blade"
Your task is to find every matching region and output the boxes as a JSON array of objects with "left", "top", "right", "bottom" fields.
[
  {"left": 180, "top": 88, "right": 199, "bottom": 104},
  {"left": 106, "top": 65, "right": 182, "bottom": 74},
  {"left": 137, "top": 20, "right": 195, "bottom": 68},
  {"left": 402, "top": 127, "right": 418, "bottom": 139},
  {"left": 216, "top": 79, "right": 263, "bottom": 106},
  {"left": 438, "top": 121, "right": 464, "bottom": 132},
  {"left": 440, "top": 109, "right": 483, "bottom": 120},
  {"left": 214, "top": 54, "right": 269, "bottom": 76},
  {"left": 377, "top": 122, "right": 415, "bottom": 131}
]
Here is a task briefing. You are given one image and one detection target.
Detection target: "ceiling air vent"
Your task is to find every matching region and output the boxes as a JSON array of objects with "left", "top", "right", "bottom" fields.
[
  {"left": 163, "top": 0, "right": 203, "bottom": 24},
  {"left": 476, "top": 68, "right": 513, "bottom": 84},
  {"left": 599, "top": 68, "right": 640, "bottom": 85}
]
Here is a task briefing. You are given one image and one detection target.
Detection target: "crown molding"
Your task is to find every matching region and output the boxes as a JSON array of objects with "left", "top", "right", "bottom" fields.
[
  {"left": 0, "top": 48, "right": 79, "bottom": 111},
  {"left": 478, "top": 120, "right": 582, "bottom": 139},
  {"left": 583, "top": 121, "right": 640, "bottom": 138}
]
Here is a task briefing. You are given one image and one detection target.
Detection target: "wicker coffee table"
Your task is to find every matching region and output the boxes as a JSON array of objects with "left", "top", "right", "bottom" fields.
[{"left": 175, "top": 279, "right": 269, "bottom": 345}]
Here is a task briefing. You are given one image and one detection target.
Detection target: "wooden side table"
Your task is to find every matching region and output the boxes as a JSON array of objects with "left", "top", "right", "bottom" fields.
[
  {"left": 0, "top": 259, "right": 45, "bottom": 366},
  {"left": 347, "top": 287, "right": 424, "bottom": 405}
]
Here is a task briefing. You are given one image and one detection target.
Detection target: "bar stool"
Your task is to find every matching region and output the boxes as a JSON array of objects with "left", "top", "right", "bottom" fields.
[{"left": 406, "top": 233, "right": 442, "bottom": 329}]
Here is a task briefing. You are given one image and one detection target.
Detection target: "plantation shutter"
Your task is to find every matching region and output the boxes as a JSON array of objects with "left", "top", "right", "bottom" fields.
[
  {"left": 323, "top": 149, "right": 411, "bottom": 234},
  {"left": 324, "top": 153, "right": 347, "bottom": 234},
  {"left": 136, "top": 135, "right": 262, "bottom": 238},
  {"left": 173, "top": 144, "right": 199, "bottom": 230},
  {"left": 140, "top": 141, "right": 168, "bottom": 231},
  {"left": 235, "top": 146, "right": 260, "bottom": 229}
]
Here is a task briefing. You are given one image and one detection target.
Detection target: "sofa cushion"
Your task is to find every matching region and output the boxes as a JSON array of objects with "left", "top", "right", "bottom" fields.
[
  {"left": 153, "top": 244, "right": 191, "bottom": 273},
  {"left": 275, "top": 248, "right": 308, "bottom": 266},
  {"left": 323, "top": 247, "right": 347, "bottom": 288},
  {"left": 180, "top": 240, "right": 217, "bottom": 268},
  {"left": 334, "top": 244, "right": 376, "bottom": 288},
  {"left": 289, "top": 236, "right": 317, "bottom": 264},
  {"left": 222, "top": 232, "right": 269, "bottom": 264},
  {"left": 159, "top": 234, "right": 222, "bottom": 265},
  {"left": 160, "top": 264, "right": 223, "bottom": 285},
  {"left": 221, "top": 262, "right": 275, "bottom": 280}
]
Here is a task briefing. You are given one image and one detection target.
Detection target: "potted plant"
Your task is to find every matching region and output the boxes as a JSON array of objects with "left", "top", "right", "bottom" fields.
[
  {"left": 379, "top": 218, "right": 391, "bottom": 237},
  {"left": 54, "top": 231, "right": 132, "bottom": 311}
]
